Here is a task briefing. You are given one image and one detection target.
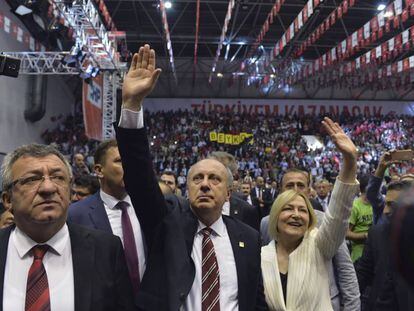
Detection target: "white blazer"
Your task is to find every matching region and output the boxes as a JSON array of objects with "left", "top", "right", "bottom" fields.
[{"left": 261, "top": 179, "right": 359, "bottom": 311}]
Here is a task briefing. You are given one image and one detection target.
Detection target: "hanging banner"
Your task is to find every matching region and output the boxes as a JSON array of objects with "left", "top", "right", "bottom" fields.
[
  {"left": 82, "top": 76, "right": 103, "bottom": 141},
  {"left": 209, "top": 131, "right": 253, "bottom": 145},
  {"left": 144, "top": 99, "right": 412, "bottom": 117}
]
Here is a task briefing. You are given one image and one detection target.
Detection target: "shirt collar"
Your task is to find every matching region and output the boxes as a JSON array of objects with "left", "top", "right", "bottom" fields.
[
  {"left": 13, "top": 223, "right": 70, "bottom": 259},
  {"left": 100, "top": 189, "right": 132, "bottom": 209},
  {"left": 197, "top": 216, "right": 227, "bottom": 238}
]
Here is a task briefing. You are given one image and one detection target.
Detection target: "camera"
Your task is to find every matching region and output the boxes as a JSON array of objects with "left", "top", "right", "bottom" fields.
[{"left": 0, "top": 54, "right": 21, "bottom": 78}]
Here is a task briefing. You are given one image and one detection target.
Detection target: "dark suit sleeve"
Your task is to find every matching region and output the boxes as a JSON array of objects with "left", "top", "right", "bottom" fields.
[
  {"left": 256, "top": 233, "right": 268, "bottom": 311},
  {"left": 115, "top": 126, "right": 167, "bottom": 251},
  {"left": 355, "top": 227, "right": 376, "bottom": 293},
  {"left": 375, "top": 271, "right": 399, "bottom": 311},
  {"left": 113, "top": 237, "right": 138, "bottom": 310}
]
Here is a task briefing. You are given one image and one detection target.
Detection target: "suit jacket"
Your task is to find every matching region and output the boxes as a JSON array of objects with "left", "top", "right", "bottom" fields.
[
  {"left": 67, "top": 192, "right": 112, "bottom": 233},
  {"left": 115, "top": 126, "right": 267, "bottom": 311},
  {"left": 261, "top": 180, "right": 359, "bottom": 311},
  {"left": 250, "top": 187, "right": 273, "bottom": 218},
  {"left": 229, "top": 194, "right": 260, "bottom": 231},
  {"left": 260, "top": 212, "right": 360, "bottom": 311},
  {"left": 356, "top": 222, "right": 414, "bottom": 311},
  {"left": 0, "top": 223, "right": 136, "bottom": 311}
]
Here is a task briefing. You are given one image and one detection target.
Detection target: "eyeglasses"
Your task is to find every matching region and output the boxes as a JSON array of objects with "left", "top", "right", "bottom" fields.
[{"left": 8, "top": 174, "right": 69, "bottom": 190}]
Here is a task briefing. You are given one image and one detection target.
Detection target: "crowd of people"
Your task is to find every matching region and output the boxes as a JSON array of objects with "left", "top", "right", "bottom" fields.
[{"left": 0, "top": 44, "right": 413, "bottom": 311}]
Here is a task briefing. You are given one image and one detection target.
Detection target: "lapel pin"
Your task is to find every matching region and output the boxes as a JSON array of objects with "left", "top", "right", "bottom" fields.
[{"left": 239, "top": 242, "right": 245, "bottom": 248}]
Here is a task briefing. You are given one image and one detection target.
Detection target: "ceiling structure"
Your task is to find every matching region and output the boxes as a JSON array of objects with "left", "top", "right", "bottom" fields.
[
  {"left": 101, "top": 0, "right": 414, "bottom": 100},
  {"left": 5, "top": 0, "right": 414, "bottom": 99}
]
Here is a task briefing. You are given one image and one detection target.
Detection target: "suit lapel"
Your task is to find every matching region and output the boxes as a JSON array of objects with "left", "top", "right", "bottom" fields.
[
  {"left": 68, "top": 224, "right": 94, "bottom": 311},
  {"left": 223, "top": 217, "right": 247, "bottom": 311},
  {"left": 0, "top": 226, "right": 13, "bottom": 311},
  {"left": 88, "top": 194, "right": 112, "bottom": 233}
]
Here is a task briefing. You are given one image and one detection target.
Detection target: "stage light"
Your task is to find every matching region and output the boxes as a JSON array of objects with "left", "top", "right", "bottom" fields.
[
  {"left": 377, "top": 4, "right": 386, "bottom": 11},
  {"left": 217, "top": 72, "right": 223, "bottom": 78},
  {"left": 165, "top": 1, "right": 172, "bottom": 9},
  {"left": 270, "top": 74, "right": 275, "bottom": 78}
]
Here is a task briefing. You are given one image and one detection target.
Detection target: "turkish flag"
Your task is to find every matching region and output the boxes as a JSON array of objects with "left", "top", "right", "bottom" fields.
[{"left": 371, "top": 18, "right": 378, "bottom": 33}]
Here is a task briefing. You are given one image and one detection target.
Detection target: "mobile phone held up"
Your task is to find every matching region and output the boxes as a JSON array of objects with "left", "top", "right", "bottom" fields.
[
  {"left": 0, "top": 54, "right": 21, "bottom": 78},
  {"left": 391, "top": 150, "right": 414, "bottom": 161}
]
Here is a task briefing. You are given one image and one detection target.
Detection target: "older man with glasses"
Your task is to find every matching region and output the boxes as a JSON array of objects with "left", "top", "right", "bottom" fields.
[{"left": 0, "top": 144, "right": 136, "bottom": 311}]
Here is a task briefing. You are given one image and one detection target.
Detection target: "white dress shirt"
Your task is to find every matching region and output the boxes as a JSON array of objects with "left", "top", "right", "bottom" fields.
[
  {"left": 100, "top": 190, "right": 146, "bottom": 280},
  {"left": 184, "top": 217, "right": 238, "bottom": 311},
  {"left": 222, "top": 201, "right": 231, "bottom": 216},
  {"left": 3, "top": 225, "right": 74, "bottom": 311}
]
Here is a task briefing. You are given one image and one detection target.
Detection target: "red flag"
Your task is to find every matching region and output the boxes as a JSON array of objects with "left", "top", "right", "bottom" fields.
[
  {"left": 343, "top": 1, "right": 348, "bottom": 14},
  {"left": 371, "top": 18, "right": 378, "bottom": 33},
  {"left": 393, "top": 16, "right": 399, "bottom": 29},
  {"left": 337, "top": 6, "right": 343, "bottom": 19},
  {"left": 402, "top": 9, "right": 409, "bottom": 22},
  {"left": 385, "top": 21, "right": 391, "bottom": 33},
  {"left": 331, "top": 12, "right": 336, "bottom": 25}
]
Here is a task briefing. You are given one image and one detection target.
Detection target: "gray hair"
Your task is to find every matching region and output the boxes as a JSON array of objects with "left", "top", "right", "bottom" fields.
[
  {"left": 187, "top": 159, "right": 233, "bottom": 189},
  {"left": 1, "top": 143, "right": 73, "bottom": 191},
  {"left": 208, "top": 151, "right": 238, "bottom": 176}
]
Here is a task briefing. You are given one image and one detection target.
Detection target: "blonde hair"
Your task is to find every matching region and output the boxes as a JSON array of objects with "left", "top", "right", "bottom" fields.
[{"left": 268, "top": 190, "right": 317, "bottom": 241}]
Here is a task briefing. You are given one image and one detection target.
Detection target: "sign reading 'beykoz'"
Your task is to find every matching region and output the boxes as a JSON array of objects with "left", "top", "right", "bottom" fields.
[{"left": 144, "top": 99, "right": 413, "bottom": 116}]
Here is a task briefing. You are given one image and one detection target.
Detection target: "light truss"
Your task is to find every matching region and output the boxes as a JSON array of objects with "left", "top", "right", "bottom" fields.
[
  {"left": 51, "top": 0, "right": 125, "bottom": 70},
  {"left": 102, "top": 71, "right": 120, "bottom": 140},
  {"left": 3, "top": 52, "right": 86, "bottom": 75}
]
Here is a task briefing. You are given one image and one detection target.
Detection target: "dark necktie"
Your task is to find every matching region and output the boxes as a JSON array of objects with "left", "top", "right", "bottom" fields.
[
  {"left": 201, "top": 228, "right": 220, "bottom": 311},
  {"left": 116, "top": 201, "right": 140, "bottom": 295},
  {"left": 25, "top": 245, "right": 50, "bottom": 311}
]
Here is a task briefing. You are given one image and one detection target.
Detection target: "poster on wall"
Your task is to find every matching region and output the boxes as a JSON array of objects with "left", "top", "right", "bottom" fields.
[{"left": 82, "top": 76, "right": 103, "bottom": 141}]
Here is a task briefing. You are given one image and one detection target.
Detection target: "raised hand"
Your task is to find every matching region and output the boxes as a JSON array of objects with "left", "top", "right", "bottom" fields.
[
  {"left": 321, "top": 117, "right": 357, "bottom": 183},
  {"left": 321, "top": 117, "right": 357, "bottom": 159},
  {"left": 122, "top": 44, "right": 162, "bottom": 111}
]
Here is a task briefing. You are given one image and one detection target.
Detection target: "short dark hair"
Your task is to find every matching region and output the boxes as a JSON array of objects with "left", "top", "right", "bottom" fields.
[
  {"left": 282, "top": 168, "right": 310, "bottom": 187},
  {"left": 387, "top": 180, "right": 413, "bottom": 192},
  {"left": 94, "top": 139, "right": 118, "bottom": 165},
  {"left": 358, "top": 174, "right": 370, "bottom": 193},
  {"left": 161, "top": 171, "right": 177, "bottom": 184},
  {"left": 73, "top": 175, "right": 100, "bottom": 194}
]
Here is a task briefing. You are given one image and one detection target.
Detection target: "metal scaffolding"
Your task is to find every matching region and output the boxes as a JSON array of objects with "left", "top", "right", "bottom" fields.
[
  {"left": 3, "top": 52, "right": 85, "bottom": 75},
  {"left": 51, "top": 0, "right": 125, "bottom": 70}
]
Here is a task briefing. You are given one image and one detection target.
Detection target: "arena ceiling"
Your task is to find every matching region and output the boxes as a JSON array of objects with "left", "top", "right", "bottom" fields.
[{"left": 105, "top": 0, "right": 387, "bottom": 59}]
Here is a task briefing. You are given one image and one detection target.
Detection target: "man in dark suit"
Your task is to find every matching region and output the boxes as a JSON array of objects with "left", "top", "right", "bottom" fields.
[
  {"left": 0, "top": 143, "right": 135, "bottom": 310},
  {"left": 68, "top": 139, "right": 146, "bottom": 298},
  {"left": 250, "top": 176, "right": 273, "bottom": 218},
  {"left": 116, "top": 44, "right": 266, "bottom": 311},
  {"left": 356, "top": 181, "right": 414, "bottom": 311}
]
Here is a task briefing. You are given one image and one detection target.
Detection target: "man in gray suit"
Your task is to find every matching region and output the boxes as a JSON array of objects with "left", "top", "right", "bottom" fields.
[{"left": 261, "top": 168, "right": 360, "bottom": 311}]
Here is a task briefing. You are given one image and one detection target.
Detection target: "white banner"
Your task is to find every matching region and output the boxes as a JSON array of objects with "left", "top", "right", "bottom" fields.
[{"left": 143, "top": 99, "right": 413, "bottom": 117}]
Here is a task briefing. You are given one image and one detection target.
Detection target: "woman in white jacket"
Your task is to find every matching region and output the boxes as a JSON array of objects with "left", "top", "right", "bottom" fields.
[{"left": 261, "top": 117, "right": 359, "bottom": 311}]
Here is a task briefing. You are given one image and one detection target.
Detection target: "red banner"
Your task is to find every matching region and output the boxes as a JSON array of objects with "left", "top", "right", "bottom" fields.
[{"left": 82, "top": 76, "right": 103, "bottom": 141}]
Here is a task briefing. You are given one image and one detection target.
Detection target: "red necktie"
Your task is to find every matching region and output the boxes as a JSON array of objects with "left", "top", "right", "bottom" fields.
[
  {"left": 201, "top": 228, "right": 220, "bottom": 311},
  {"left": 25, "top": 245, "right": 50, "bottom": 311},
  {"left": 116, "top": 201, "right": 140, "bottom": 295}
]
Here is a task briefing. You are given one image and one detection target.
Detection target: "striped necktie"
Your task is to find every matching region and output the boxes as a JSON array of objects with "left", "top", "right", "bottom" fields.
[
  {"left": 201, "top": 227, "right": 220, "bottom": 311},
  {"left": 25, "top": 245, "right": 50, "bottom": 311}
]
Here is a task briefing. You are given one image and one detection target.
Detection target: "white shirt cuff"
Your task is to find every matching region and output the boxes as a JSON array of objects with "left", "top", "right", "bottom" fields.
[{"left": 118, "top": 108, "right": 144, "bottom": 129}]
